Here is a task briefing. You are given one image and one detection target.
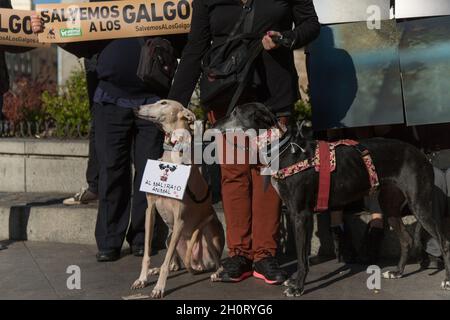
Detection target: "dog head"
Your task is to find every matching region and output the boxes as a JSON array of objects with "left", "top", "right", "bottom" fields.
[
  {"left": 214, "top": 103, "right": 278, "bottom": 132},
  {"left": 135, "top": 100, "right": 196, "bottom": 133}
]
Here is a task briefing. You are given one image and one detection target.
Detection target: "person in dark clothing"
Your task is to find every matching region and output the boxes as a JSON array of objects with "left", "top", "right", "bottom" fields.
[
  {"left": 32, "top": 14, "right": 186, "bottom": 262},
  {"left": 168, "top": 0, "right": 320, "bottom": 284}
]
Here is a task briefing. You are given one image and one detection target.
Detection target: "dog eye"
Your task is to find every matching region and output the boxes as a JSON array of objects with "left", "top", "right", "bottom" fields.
[{"left": 161, "top": 101, "right": 167, "bottom": 105}]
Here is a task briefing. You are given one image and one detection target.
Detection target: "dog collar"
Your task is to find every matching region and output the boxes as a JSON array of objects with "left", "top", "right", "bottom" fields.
[
  {"left": 163, "top": 132, "right": 187, "bottom": 153},
  {"left": 251, "top": 123, "right": 289, "bottom": 152}
]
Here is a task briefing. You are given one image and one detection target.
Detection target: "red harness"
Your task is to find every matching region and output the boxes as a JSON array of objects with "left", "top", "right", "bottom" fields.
[{"left": 272, "top": 139, "right": 380, "bottom": 212}]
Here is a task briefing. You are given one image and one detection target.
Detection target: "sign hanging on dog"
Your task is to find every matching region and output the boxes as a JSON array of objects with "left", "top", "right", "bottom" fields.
[
  {"left": 0, "top": 9, "right": 46, "bottom": 47},
  {"left": 140, "top": 159, "right": 191, "bottom": 200},
  {"left": 36, "top": 0, "right": 192, "bottom": 43}
]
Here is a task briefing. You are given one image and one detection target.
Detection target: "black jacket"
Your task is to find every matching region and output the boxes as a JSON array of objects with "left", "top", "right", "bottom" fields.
[
  {"left": 0, "top": 0, "right": 34, "bottom": 94},
  {"left": 60, "top": 35, "right": 186, "bottom": 99},
  {"left": 168, "top": 0, "right": 320, "bottom": 113}
]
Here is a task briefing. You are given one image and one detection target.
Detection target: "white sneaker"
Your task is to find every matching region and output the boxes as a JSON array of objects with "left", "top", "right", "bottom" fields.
[{"left": 63, "top": 188, "right": 98, "bottom": 205}]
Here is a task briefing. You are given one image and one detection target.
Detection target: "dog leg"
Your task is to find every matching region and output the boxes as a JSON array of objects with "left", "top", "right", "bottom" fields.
[
  {"left": 410, "top": 201, "right": 450, "bottom": 290},
  {"left": 148, "top": 254, "right": 181, "bottom": 275},
  {"left": 284, "top": 209, "right": 313, "bottom": 297},
  {"left": 131, "top": 203, "right": 157, "bottom": 289},
  {"left": 377, "top": 187, "right": 410, "bottom": 279},
  {"left": 204, "top": 225, "right": 222, "bottom": 271},
  {"left": 382, "top": 217, "right": 412, "bottom": 279},
  {"left": 151, "top": 218, "right": 184, "bottom": 298}
]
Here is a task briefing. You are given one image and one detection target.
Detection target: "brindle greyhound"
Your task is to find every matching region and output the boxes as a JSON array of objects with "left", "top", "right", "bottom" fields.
[
  {"left": 131, "top": 100, "right": 224, "bottom": 298},
  {"left": 215, "top": 102, "right": 450, "bottom": 297}
]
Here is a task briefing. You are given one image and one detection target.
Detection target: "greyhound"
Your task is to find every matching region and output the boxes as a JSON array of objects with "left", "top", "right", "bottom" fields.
[
  {"left": 131, "top": 100, "right": 224, "bottom": 298},
  {"left": 214, "top": 102, "right": 450, "bottom": 297}
]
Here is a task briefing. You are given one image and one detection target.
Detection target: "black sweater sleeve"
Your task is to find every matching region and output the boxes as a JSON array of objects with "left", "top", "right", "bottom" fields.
[
  {"left": 282, "top": 0, "right": 320, "bottom": 50},
  {"left": 168, "top": 0, "right": 211, "bottom": 107}
]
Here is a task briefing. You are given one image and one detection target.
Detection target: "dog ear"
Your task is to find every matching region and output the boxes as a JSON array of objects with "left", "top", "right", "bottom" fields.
[
  {"left": 178, "top": 109, "right": 196, "bottom": 130},
  {"left": 296, "top": 120, "right": 313, "bottom": 140}
]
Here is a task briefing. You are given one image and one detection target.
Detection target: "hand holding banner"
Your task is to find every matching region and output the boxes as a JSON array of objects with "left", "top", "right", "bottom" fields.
[
  {"left": 0, "top": 9, "right": 46, "bottom": 47},
  {"left": 36, "top": 0, "right": 192, "bottom": 43}
]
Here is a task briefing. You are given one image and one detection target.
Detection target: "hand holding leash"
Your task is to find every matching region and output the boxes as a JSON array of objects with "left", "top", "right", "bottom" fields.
[{"left": 263, "top": 31, "right": 295, "bottom": 50}]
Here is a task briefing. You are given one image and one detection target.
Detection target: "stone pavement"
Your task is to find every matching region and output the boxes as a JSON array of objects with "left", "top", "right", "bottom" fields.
[
  {"left": 0, "top": 192, "right": 429, "bottom": 258},
  {"left": 0, "top": 241, "right": 449, "bottom": 300}
]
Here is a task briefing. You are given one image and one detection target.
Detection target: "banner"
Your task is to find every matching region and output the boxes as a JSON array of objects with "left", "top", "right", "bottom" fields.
[
  {"left": 140, "top": 160, "right": 191, "bottom": 200},
  {"left": 36, "top": 0, "right": 192, "bottom": 43},
  {"left": 0, "top": 9, "right": 45, "bottom": 47}
]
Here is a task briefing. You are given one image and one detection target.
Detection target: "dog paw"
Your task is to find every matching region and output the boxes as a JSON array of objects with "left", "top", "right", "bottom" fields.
[
  {"left": 150, "top": 286, "right": 165, "bottom": 299},
  {"left": 441, "top": 280, "right": 450, "bottom": 290},
  {"left": 170, "top": 262, "right": 180, "bottom": 272},
  {"left": 283, "top": 276, "right": 297, "bottom": 287},
  {"left": 283, "top": 286, "right": 304, "bottom": 297},
  {"left": 131, "top": 278, "right": 148, "bottom": 290},
  {"left": 210, "top": 267, "right": 223, "bottom": 282},
  {"left": 148, "top": 268, "right": 160, "bottom": 276},
  {"left": 382, "top": 270, "right": 403, "bottom": 279}
]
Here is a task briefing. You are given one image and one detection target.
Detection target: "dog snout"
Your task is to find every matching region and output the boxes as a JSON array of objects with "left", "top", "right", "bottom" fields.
[{"left": 133, "top": 106, "right": 142, "bottom": 115}]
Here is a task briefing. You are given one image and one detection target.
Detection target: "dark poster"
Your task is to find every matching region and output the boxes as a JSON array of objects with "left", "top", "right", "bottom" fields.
[
  {"left": 399, "top": 16, "right": 450, "bottom": 126},
  {"left": 307, "top": 20, "right": 404, "bottom": 131}
]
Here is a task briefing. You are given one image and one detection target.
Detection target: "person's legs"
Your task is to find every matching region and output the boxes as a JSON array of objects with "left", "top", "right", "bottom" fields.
[
  {"left": 126, "top": 115, "right": 164, "bottom": 253},
  {"left": 86, "top": 108, "right": 99, "bottom": 194},
  {"left": 251, "top": 166, "right": 287, "bottom": 284},
  {"left": 94, "top": 102, "right": 133, "bottom": 259},
  {"left": 360, "top": 194, "right": 385, "bottom": 264},
  {"left": 251, "top": 167, "right": 281, "bottom": 261},
  {"left": 84, "top": 59, "right": 99, "bottom": 194},
  {"left": 221, "top": 162, "right": 253, "bottom": 259},
  {"left": 329, "top": 210, "right": 356, "bottom": 263},
  {"left": 421, "top": 167, "right": 447, "bottom": 268}
]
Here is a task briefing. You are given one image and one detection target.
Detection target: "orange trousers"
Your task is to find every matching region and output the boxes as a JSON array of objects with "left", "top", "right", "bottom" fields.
[{"left": 209, "top": 110, "right": 282, "bottom": 261}]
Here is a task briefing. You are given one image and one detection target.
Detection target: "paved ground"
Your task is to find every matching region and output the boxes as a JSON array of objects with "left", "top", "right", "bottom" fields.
[{"left": 0, "top": 241, "right": 449, "bottom": 300}]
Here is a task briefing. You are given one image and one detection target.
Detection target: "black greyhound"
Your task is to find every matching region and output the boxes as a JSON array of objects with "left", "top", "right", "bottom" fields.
[{"left": 214, "top": 102, "right": 450, "bottom": 297}]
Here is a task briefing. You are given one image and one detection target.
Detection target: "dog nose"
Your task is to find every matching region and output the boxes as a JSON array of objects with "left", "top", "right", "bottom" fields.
[{"left": 133, "top": 106, "right": 141, "bottom": 115}]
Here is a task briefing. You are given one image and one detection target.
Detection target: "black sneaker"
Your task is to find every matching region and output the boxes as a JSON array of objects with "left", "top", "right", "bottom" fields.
[
  {"left": 211, "top": 255, "right": 253, "bottom": 282},
  {"left": 421, "top": 253, "right": 445, "bottom": 270},
  {"left": 96, "top": 249, "right": 120, "bottom": 262},
  {"left": 253, "top": 256, "right": 287, "bottom": 285}
]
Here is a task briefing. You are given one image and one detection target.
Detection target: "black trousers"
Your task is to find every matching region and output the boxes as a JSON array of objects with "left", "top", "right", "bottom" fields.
[
  {"left": 86, "top": 102, "right": 99, "bottom": 194},
  {"left": 84, "top": 58, "right": 100, "bottom": 194},
  {"left": 94, "top": 102, "right": 164, "bottom": 251}
]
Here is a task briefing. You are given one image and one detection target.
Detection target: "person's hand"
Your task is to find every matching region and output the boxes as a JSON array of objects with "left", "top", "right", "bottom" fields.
[
  {"left": 31, "top": 14, "right": 44, "bottom": 34},
  {"left": 262, "top": 31, "right": 281, "bottom": 51}
]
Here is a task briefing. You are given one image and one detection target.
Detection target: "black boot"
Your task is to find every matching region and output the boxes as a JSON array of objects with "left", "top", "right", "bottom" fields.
[
  {"left": 330, "top": 225, "right": 357, "bottom": 263},
  {"left": 359, "top": 223, "right": 384, "bottom": 265}
]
